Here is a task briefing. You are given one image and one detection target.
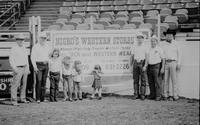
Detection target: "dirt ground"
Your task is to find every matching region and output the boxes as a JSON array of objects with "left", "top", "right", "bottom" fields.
[{"left": 0, "top": 96, "right": 199, "bottom": 125}]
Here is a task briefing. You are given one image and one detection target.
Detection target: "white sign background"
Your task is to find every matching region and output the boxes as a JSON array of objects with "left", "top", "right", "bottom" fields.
[{"left": 50, "top": 30, "right": 150, "bottom": 74}]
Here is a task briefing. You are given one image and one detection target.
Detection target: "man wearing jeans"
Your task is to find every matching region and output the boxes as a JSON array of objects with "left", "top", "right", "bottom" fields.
[
  {"left": 146, "top": 36, "right": 165, "bottom": 101},
  {"left": 9, "top": 35, "right": 30, "bottom": 106},
  {"left": 163, "top": 31, "right": 181, "bottom": 101},
  {"left": 130, "top": 34, "right": 148, "bottom": 100},
  {"left": 31, "top": 32, "right": 50, "bottom": 103}
]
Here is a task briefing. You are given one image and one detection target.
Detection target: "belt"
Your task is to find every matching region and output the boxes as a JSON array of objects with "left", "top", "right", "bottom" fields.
[
  {"left": 50, "top": 72, "right": 60, "bottom": 76},
  {"left": 36, "top": 61, "right": 48, "bottom": 65},
  {"left": 148, "top": 63, "right": 160, "bottom": 67},
  {"left": 62, "top": 74, "right": 72, "bottom": 79},
  {"left": 134, "top": 60, "right": 145, "bottom": 63},
  {"left": 17, "top": 65, "right": 26, "bottom": 68},
  {"left": 166, "top": 59, "right": 176, "bottom": 62}
]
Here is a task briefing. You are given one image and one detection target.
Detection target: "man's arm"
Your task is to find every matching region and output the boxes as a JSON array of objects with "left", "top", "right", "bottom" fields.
[
  {"left": 25, "top": 47, "right": 30, "bottom": 74},
  {"left": 130, "top": 54, "right": 134, "bottom": 67},
  {"left": 9, "top": 48, "right": 17, "bottom": 72},
  {"left": 30, "top": 45, "right": 38, "bottom": 71},
  {"left": 143, "top": 52, "right": 149, "bottom": 71},
  {"left": 160, "top": 49, "right": 165, "bottom": 74},
  {"left": 176, "top": 44, "right": 182, "bottom": 70}
]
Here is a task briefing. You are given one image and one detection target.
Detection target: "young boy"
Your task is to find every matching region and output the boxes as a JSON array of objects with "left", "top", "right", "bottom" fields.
[
  {"left": 73, "top": 60, "right": 83, "bottom": 101},
  {"left": 62, "top": 56, "right": 74, "bottom": 101}
]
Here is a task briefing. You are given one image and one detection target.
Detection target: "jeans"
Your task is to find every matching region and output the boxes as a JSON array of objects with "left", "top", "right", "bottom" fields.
[
  {"left": 63, "top": 75, "right": 73, "bottom": 99},
  {"left": 147, "top": 63, "right": 161, "bottom": 98},
  {"left": 36, "top": 62, "right": 49, "bottom": 101},
  {"left": 132, "top": 60, "right": 147, "bottom": 96},
  {"left": 164, "top": 61, "right": 179, "bottom": 99},
  {"left": 11, "top": 66, "right": 28, "bottom": 101},
  {"left": 49, "top": 72, "right": 60, "bottom": 101}
]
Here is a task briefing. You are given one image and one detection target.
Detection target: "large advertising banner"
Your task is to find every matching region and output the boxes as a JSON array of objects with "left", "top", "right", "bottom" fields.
[{"left": 50, "top": 30, "right": 150, "bottom": 74}]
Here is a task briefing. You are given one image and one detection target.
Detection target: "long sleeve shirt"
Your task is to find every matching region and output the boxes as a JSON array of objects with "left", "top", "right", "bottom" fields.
[
  {"left": 31, "top": 43, "right": 51, "bottom": 69},
  {"left": 131, "top": 44, "right": 148, "bottom": 63},
  {"left": 9, "top": 44, "right": 29, "bottom": 70},
  {"left": 163, "top": 40, "right": 181, "bottom": 65}
]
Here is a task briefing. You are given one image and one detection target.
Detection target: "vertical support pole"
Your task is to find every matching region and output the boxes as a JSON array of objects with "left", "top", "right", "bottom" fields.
[
  {"left": 37, "top": 16, "right": 41, "bottom": 43},
  {"left": 90, "top": 16, "right": 94, "bottom": 30},
  {"left": 158, "top": 14, "right": 161, "bottom": 42},
  {"left": 32, "top": 16, "right": 36, "bottom": 99},
  {"left": 32, "top": 16, "right": 36, "bottom": 44},
  {"left": 29, "top": 16, "right": 32, "bottom": 35}
]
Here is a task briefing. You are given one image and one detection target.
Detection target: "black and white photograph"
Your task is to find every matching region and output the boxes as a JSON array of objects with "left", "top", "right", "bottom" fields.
[{"left": 0, "top": 0, "right": 199, "bottom": 124}]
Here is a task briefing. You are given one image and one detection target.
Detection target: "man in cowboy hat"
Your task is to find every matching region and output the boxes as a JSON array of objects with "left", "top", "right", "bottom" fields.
[
  {"left": 162, "top": 31, "right": 181, "bottom": 101},
  {"left": 130, "top": 33, "right": 148, "bottom": 100},
  {"left": 31, "top": 32, "right": 51, "bottom": 103},
  {"left": 9, "top": 34, "right": 30, "bottom": 106}
]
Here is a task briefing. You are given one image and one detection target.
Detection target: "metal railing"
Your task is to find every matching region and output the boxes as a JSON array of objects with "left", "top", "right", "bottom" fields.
[{"left": 0, "top": 2, "right": 20, "bottom": 30}]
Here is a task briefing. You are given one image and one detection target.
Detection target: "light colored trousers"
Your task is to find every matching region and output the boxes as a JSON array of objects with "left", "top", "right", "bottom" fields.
[
  {"left": 73, "top": 82, "right": 82, "bottom": 99},
  {"left": 11, "top": 66, "right": 28, "bottom": 101},
  {"left": 63, "top": 75, "right": 73, "bottom": 99},
  {"left": 163, "top": 61, "right": 179, "bottom": 99}
]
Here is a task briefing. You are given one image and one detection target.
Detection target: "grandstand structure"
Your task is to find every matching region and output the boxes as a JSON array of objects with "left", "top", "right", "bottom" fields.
[
  {"left": 0, "top": 0, "right": 199, "bottom": 99},
  {"left": 0, "top": 0, "right": 199, "bottom": 39}
]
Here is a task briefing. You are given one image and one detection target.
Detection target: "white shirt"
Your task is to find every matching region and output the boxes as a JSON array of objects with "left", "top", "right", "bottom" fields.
[
  {"left": 132, "top": 44, "right": 148, "bottom": 62},
  {"left": 62, "top": 63, "right": 75, "bottom": 76},
  {"left": 73, "top": 73, "right": 84, "bottom": 82},
  {"left": 49, "top": 57, "right": 62, "bottom": 73},
  {"left": 31, "top": 42, "right": 51, "bottom": 69},
  {"left": 162, "top": 40, "right": 181, "bottom": 65},
  {"left": 9, "top": 44, "right": 29, "bottom": 69},
  {"left": 148, "top": 46, "right": 164, "bottom": 65}
]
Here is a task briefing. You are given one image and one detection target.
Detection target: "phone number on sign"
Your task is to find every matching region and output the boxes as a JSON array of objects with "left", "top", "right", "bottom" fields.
[
  {"left": 105, "top": 63, "right": 130, "bottom": 70},
  {"left": 81, "top": 63, "right": 130, "bottom": 71}
]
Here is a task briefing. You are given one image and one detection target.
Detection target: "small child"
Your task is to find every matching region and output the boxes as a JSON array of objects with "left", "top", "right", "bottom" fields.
[
  {"left": 48, "top": 49, "right": 62, "bottom": 102},
  {"left": 91, "top": 65, "right": 103, "bottom": 100},
  {"left": 62, "top": 56, "right": 74, "bottom": 101},
  {"left": 73, "top": 60, "right": 83, "bottom": 101}
]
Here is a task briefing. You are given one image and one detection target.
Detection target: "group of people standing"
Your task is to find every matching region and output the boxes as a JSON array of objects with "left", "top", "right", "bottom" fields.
[
  {"left": 9, "top": 31, "right": 181, "bottom": 106},
  {"left": 130, "top": 31, "right": 181, "bottom": 101},
  {"left": 9, "top": 32, "right": 103, "bottom": 106}
]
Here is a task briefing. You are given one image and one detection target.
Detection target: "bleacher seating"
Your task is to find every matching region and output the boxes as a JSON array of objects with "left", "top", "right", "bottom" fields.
[
  {"left": 0, "top": 0, "right": 199, "bottom": 40},
  {"left": 0, "top": 0, "right": 32, "bottom": 30},
  {"left": 33, "top": 0, "right": 196, "bottom": 39}
]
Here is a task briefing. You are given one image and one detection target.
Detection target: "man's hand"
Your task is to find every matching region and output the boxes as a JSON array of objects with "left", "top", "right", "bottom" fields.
[
  {"left": 160, "top": 67, "right": 164, "bottom": 74},
  {"left": 142, "top": 66, "right": 147, "bottom": 72},
  {"left": 60, "top": 77, "right": 63, "bottom": 83},
  {"left": 13, "top": 67, "right": 19, "bottom": 74},
  {"left": 26, "top": 69, "right": 31, "bottom": 74},
  {"left": 25, "top": 66, "right": 30, "bottom": 74},
  {"left": 130, "top": 64, "right": 133, "bottom": 73},
  {"left": 34, "top": 67, "right": 39, "bottom": 72},
  {"left": 176, "top": 64, "right": 181, "bottom": 71}
]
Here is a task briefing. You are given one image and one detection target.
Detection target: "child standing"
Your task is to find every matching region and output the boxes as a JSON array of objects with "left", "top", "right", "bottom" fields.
[
  {"left": 91, "top": 65, "right": 103, "bottom": 100},
  {"left": 73, "top": 60, "right": 83, "bottom": 101},
  {"left": 62, "top": 56, "right": 74, "bottom": 101},
  {"left": 48, "top": 49, "right": 62, "bottom": 102}
]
